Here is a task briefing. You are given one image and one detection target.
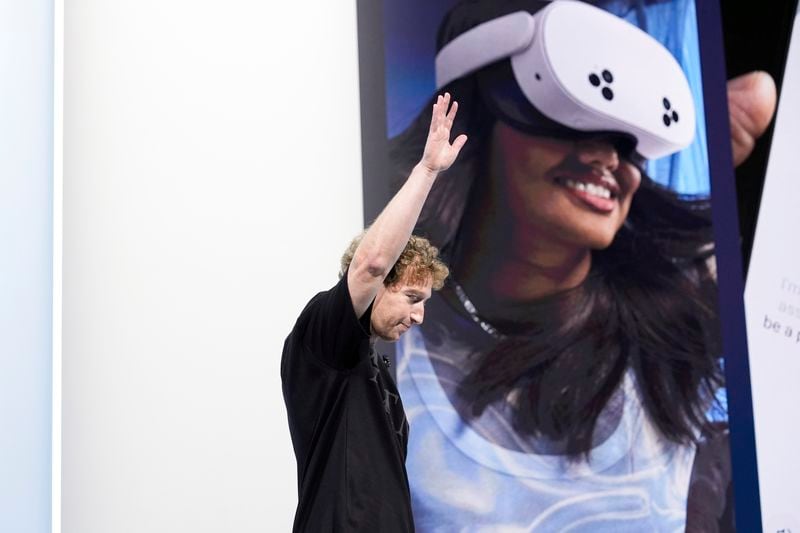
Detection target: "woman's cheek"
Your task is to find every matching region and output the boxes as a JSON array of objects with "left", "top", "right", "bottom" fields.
[{"left": 621, "top": 163, "right": 643, "bottom": 195}]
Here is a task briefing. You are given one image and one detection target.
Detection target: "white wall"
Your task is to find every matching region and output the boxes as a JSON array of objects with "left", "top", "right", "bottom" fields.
[
  {"left": 0, "top": 0, "right": 53, "bottom": 531},
  {"left": 63, "top": 2, "right": 362, "bottom": 531}
]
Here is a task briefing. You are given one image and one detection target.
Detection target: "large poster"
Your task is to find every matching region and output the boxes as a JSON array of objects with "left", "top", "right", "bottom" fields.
[
  {"left": 745, "top": 5, "right": 800, "bottom": 532},
  {"left": 358, "top": 0, "right": 756, "bottom": 530}
]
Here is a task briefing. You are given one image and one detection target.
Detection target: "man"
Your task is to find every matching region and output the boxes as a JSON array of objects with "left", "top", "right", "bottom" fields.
[{"left": 281, "top": 93, "right": 467, "bottom": 532}]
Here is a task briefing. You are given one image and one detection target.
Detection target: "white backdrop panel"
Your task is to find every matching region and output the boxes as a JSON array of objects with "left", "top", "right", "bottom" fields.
[{"left": 63, "top": 2, "right": 363, "bottom": 531}]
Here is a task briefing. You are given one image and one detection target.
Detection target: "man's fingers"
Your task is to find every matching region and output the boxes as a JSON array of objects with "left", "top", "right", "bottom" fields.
[
  {"left": 431, "top": 95, "right": 442, "bottom": 115},
  {"left": 728, "top": 71, "right": 777, "bottom": 166},
  {"left": 430, "top": 94, "right": 446, "bottom": 133},
  {"left": 451, "top": 134, "right": 468, "bottom": 156},
  {"left": 446, "top": 99, "right": 459, "bottom": 124}
]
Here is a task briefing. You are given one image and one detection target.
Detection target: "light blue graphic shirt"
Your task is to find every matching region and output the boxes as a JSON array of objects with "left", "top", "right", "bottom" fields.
[{"left": 395, "top": 324, "right": 697, "bottom": 532}]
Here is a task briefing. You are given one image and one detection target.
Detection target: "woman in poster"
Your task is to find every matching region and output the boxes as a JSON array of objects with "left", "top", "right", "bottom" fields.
[{"left": 383, "top": 0, "right": 733, "bottom": 530}]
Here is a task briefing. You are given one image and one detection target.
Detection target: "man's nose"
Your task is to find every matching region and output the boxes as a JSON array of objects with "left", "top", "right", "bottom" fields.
[{"left": 410, "top": 306, "right": 424, "bottom": 325}]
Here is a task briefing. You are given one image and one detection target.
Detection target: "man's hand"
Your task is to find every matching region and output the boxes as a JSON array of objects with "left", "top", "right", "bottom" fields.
[
  {"left": 728, "top": 71, "right": 777, "bottom": 166},
  {"left": 347, "top": 93, "right": 468, "bottom": 318},
  {"left": 420, "top": 93, "right": 468, "bottom": 174}
]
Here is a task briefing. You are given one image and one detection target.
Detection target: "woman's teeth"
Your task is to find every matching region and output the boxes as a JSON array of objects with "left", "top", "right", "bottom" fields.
[{"left": 563, "top": 179, "right": 612, "bottom": 199}]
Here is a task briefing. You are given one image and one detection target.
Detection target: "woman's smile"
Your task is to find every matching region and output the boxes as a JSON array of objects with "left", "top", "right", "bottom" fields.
[
  {"left": 491, "top": 122, "right": 642, "bottom": 250},
  {"left": 551, "top": 170, "right": 621, "bottom": 213}
]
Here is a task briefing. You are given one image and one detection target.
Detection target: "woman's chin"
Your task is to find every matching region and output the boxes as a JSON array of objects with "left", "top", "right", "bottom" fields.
[
  {"left": 589, "top": 235, "right": 617, "bottom": 250},
  {"left": 553, "top": 227, "right": 618, "bottom": 252}
]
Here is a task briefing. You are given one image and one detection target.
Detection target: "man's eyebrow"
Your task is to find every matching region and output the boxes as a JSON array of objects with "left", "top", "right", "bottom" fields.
[{"left": 406, "top": 288, "right": 432, "bottom": 299}]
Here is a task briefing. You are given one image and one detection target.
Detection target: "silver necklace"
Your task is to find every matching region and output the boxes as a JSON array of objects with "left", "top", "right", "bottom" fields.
[{"left": 450, "top": 280, "right": 505, "bottom": 340}]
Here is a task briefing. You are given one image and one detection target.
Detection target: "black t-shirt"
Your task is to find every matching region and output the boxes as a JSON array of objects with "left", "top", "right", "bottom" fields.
[{"left": 281, "top": 274, "right": 413, "bottom": 532}]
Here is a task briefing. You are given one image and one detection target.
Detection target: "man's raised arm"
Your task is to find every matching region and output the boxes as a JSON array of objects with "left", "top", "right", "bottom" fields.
[{"left": 347, "top": 93, "right": 467, "bottom": 318}]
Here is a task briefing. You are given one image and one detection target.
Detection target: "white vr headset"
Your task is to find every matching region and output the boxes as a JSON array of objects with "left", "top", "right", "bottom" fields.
[{"left": 435, "top": 1, "right": 696, "bottom": 160}]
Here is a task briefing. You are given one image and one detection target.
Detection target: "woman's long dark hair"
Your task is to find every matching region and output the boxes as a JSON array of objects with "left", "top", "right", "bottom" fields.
[{"left": 389, "top": 74, "right": 723, "bottom": 458}]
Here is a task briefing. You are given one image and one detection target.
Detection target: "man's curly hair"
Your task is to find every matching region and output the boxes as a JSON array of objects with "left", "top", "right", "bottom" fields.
[{"left": 340, "top": 232, "right": 449, "bottom": 290}]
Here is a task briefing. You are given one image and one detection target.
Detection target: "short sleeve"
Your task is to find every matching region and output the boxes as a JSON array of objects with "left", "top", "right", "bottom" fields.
[{"left": 295, "top": 273, "right": 373, "bottom": 370}]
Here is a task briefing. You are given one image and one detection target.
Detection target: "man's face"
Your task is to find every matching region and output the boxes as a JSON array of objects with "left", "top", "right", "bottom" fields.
[{"left": 370, "top": 276, "right": 434, "bottom": 341}]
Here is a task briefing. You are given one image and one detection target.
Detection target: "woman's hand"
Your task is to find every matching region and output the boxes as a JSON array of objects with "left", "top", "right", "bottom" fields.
[
  {"left": 419, "top": 92, "right": 468, "bottom": 174},
  {"left": 728, "top": 71, "right": 777, "bottom": 167}
]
